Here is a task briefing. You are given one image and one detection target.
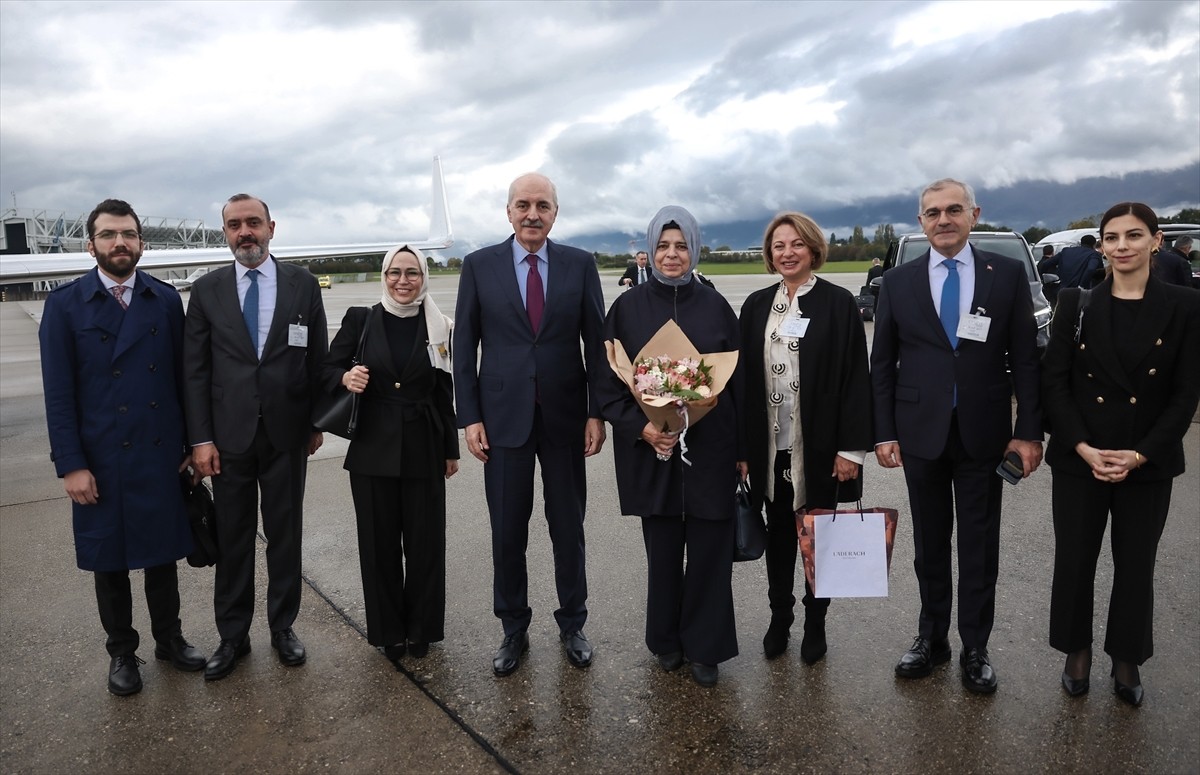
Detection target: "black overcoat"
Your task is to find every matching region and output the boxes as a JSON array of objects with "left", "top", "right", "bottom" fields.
[
  {"left": 597, "top": 277, "right": 743, "bottom": 520},
  {"left": 739, "top": 277, "right": 874, "bottom": 513}
]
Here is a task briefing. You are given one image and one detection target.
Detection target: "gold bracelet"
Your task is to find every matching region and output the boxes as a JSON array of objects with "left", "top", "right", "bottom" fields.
[{"left": 1134, "top": 452, "right": 1143, "bottom": 468}]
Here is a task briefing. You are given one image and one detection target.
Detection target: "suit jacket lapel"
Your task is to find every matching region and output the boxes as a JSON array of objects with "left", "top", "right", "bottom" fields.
[
  {"left": 263, "top": 258, "right": 293, "bottom": 355},
  {"left": 1083, "top": 282, "right": 1136, "bottom": 394},
  {"left": 540, "top": 240, "right": 571, "bottom": 336},
  {"left": 969, "top": 246, "right": 997, "bottom": 320},
  {"left": 112, "top": 271, "right": 157, "bottom": 361},
  {"left": 81, "top": 270, "right": 125, "bottom": 350},
  {"left": 1125, "top": 277, "right": 1174, "bottom": 373},
  {"left": 494, "top": 238, "right": 532, "bottom": 335},
  {"left": 362, "top": 306, "right": 401, "bottom": 384},
  {"left": 913, "top": 252, "right": 949, "bottom": 347},
  {"left": 214, "top": 265, "right": 257, "bottom": 360}
]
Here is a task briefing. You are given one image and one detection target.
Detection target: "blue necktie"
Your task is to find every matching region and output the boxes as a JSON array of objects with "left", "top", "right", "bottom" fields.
[
  {"left": 244, "top": 269, "right": 260, "bottom": 354},
  {"left": 940, "top": 259, "right": 959, "bottom": 349}
]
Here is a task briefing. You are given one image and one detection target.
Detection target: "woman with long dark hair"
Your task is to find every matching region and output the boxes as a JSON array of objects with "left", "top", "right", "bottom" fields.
[{"left": 1042, "top": 202, "right": 1200, "bottom": 706}]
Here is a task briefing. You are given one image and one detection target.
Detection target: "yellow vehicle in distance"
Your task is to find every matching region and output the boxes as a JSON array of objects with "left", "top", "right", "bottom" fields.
[{"left": 318, "top": 275, "right": 332, "bottom": 289}]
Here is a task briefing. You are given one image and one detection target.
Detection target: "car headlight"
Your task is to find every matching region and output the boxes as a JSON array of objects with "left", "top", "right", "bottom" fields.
[{"left": 1035, "top": 308, "right": 1052, "bottom": 347}]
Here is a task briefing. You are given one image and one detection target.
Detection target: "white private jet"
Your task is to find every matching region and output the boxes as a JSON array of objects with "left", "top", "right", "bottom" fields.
[
  {"left": 0, "top": 156, "right": 453, "bottom": 285},
  {"left": 168, "top": 267, "right": 210, "bottom": 290}
]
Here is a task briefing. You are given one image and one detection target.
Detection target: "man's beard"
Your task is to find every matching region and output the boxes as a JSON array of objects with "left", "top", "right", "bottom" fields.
[
  {"left": 232, "top": 240, "right": 267, "bottom": 267},
  {"left": 95, "top": 246, "right": 141, "bottom": 280}
]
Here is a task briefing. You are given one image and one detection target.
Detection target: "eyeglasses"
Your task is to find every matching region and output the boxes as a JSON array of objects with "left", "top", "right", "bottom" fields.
[
  {"left": 94, "top": 230, "right": 141, "bottom": 242},
  {"left": 920, "top": 205, "right": 971, "bottom": 220},
  {"left": 385, "top": 269, "right": 423, "bottom": 280}
]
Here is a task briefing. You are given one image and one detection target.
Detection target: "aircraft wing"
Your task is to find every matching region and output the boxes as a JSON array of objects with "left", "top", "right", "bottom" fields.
[{"left": 0, "top": 156, "right": 453, "bottom": 285}]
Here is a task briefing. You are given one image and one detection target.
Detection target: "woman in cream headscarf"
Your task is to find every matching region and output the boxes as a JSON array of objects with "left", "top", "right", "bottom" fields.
[
  {"left": 322, "top": 245, "right": 458, "bottom": 667},
  {"left": 597, "top": 206, "right": 745, "bottom": 688}
]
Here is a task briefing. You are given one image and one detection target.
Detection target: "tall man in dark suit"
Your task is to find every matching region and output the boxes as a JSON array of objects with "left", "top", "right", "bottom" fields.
[
  {"left": 184, "top": 194, "right": 328, "bottom": 680},
  {"left": 40, "top": 199, "right": 206, "bottom": 695},
  {"left": 871, "top": 178, "right": 1042, "bottom": 694},
  {"left": 453, "top": 172, "right": 607, "bottom": 676},
  {"left": 619, "top": 251, "right": 650, "bottom": 287}
]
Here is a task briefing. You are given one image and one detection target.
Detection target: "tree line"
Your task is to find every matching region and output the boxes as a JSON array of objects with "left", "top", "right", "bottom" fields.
[{"left": 302, "top": 208, "right": 1200, "bottom": 273}]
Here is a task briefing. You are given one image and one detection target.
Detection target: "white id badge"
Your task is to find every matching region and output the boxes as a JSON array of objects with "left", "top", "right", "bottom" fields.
[
  {"left": 957, "top": 314, "right": 991, "bottom": 342},
  {"left": 779, "top": 316, "right": 810, "bottom": 338},
  {"left": 288, "top": 324, "right": 309, "bottom": 347}
]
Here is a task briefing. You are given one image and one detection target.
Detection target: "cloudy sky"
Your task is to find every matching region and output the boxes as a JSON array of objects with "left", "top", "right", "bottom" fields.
[{"left": 1, "top": 0, "right": 1197, "bottom": 255}]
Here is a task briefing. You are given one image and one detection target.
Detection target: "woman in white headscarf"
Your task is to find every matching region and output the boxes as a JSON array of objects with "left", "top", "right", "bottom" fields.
[
  {"left": 322, "top": 245, "right": 458, "bottom": 668},
  {"left": 597, "top": 206, "right": 745, "bottom": 687}
]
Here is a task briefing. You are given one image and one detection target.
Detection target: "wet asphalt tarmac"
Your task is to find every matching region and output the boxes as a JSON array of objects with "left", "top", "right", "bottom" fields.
[{"left": 1, "top": 272, "right": 1197, "bottom": 774}]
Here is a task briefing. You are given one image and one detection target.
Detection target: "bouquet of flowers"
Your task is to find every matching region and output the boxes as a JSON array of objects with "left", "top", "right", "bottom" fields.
[
  {"left": 633, "top": 355, "right": 714, "bottom": 401},
  {"left": 607, "top": 319, "right": 739, "bottom": 462}
]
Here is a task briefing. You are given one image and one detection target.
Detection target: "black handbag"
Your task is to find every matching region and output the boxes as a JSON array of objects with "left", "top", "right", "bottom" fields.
[
  {"left": 734, "top": 478, "right": 767, "bottom": 562},
  {"left": 314, "top": 310, "right": 370, "bottom": 439},
  {"left": 181, "top": 473, "right": 219, "bottom": 568}
]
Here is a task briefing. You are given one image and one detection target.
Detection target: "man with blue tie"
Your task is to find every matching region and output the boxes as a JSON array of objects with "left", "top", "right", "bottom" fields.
[
  {"left": 40, "top": 199, "right": 206, "bottom": 695},
  {"left": 183, "top": 194, "right": 328, "bottom": 681},
  {"left": 454, "top": 173, "right": 607, "bottom": 676},
  {"left": 871, "top": 178, "right": 1042, "bottom": 694}
]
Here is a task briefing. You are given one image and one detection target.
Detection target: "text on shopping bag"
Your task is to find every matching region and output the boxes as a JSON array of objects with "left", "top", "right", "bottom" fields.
[{"left": 813, "top": 512, "right": 890, "bottom": 598}]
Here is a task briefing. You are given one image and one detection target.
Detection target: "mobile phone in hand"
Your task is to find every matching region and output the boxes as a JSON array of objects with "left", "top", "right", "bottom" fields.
[{"left": 996, "top": 451, "right": 1024, "bottom": 485}]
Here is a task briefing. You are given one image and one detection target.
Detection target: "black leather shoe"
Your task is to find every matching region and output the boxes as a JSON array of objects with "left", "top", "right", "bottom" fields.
[
  {"left": 1061, "top": 648, "right": 1091, "bottom": 697},
  {"left": 407, "top": 641, "right": 429, "bottom": 659},
  {"left": 383, "top": 643, "right": 406, "bottom": 669},
  {"left": 762, "top": 620, "right": 790, "bottom": 660},
  {"left": 1112, "top": 661, "right": 1144, "bottom": 707},
  {"left": 657, "top": 651, "right": 684, "bottom": 672},
  {"left": 270, "top": 628, "right": 306, "bottom": 667},
  {"left": 561, "top": 630, "right": 593, "bottom": 668},
  {"left": 960, "top": 647, "right": 998, "bottom": 694},
  {"left": 895, "top": 636, "right": 951, "bottom": 678},
  {"left": 800, "top": 617, "right": 828, "bottom": 666},
  {"left": 691, "top": 663, "right": 718, "bottom": 687},
  {"left": 108, "top": 654, "right": 144, "bottom": 696},
  {"left": 1113, "top": 677, "right": 1144, "bottom": 707},
  {"left": 154, "top": 635, "right": 206, "bottom": 672},
  {"left": 493, "top": 631, "right": 529, "bottom": 677},
  {"left": 1061, "top": 672, "right": 1090, "bottom": 697},
  {"left": 204, "top": 637, "right": 250, "bottom": 681}
]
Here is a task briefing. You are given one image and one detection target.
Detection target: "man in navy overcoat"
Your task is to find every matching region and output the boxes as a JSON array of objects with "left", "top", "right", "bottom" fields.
[{"left": 40, "top": 199, "right": 206, "bottom": 696}]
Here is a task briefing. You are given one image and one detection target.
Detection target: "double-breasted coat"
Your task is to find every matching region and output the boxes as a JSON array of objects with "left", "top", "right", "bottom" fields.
[{"left": 40, "top": 268, "right": 192, "bottom": 572}]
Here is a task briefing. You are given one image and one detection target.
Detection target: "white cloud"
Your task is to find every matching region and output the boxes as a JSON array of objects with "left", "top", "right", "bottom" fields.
[{"left": 0, "top": 0, "right": 1195, "bottom": 253}]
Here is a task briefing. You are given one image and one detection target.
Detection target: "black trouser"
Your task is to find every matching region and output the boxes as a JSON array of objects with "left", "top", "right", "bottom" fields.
[
  {"left": 902, "top": 414, "right": 1002, "bottom": 649},
  {"left": 641, "top": 514, "right": 738, "bottom": 665},
  {"left": 349, "top": 472, "right": 446, "bottom": 647},
  {"left": 1050, "top": 471, "right": 1171, "bottom": 665},
  {"left": 211, "top": 419, "right": 307, "bottom": 641},
  {"left": 94, "top": 562, "right": 181, "bottom": 657},
  {"left": 764, "top": 451, "right": 829, "bottom": 625},
  {"left": 484, "top": 406, "right": 588, "bottom": 637}
]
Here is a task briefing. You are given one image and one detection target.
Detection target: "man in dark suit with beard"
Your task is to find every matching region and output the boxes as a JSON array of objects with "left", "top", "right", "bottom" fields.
[
  {"left": 871, "top": 178, "right": 1042, "bottom": 694},
  {"left": 453, "top": 173, "right": 607, "bottom": 677},
  {"left": 183, "top": 194, "right": 328, "bottom": 681}
]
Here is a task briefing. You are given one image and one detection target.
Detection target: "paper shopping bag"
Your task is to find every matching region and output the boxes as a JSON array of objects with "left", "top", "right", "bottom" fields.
[{"left": 797, "top": 506, "right": 899, "bottom": 598}]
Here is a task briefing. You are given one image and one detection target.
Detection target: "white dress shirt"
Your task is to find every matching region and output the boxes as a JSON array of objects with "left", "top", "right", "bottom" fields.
[
  {"left": 235, "top": 257, "right": 277, "bottom": 360},
  {"left": 511, "top": 242, "right": 549, "bottom": 309},
  {"left": 928, "top": 243, "right": 975, "bottom": 323},
  {"left": 97, "top": 269, "right": 136, "bottom": 307}
]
